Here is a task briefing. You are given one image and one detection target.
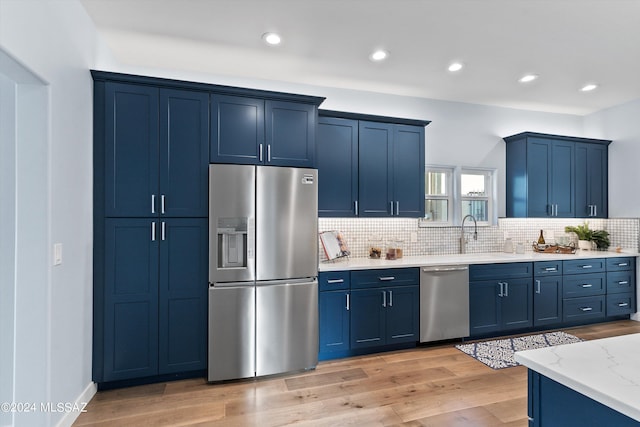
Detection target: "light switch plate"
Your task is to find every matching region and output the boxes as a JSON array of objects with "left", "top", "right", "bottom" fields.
[
  {"left": 410, "top": 232, "right": 418, "bottom": 243},
  {"left": 53, "top": 243, "right": 62, "bottom": 266}
]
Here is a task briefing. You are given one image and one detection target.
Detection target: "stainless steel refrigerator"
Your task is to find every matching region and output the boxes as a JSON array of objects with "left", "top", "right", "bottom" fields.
[{"left": 207, "top": 164, "right": 319, "bottom": 382}]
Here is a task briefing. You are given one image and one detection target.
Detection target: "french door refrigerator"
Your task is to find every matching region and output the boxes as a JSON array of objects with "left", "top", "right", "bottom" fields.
[{"left": 208, "top": 164, "right": 319, "bottom": 382}]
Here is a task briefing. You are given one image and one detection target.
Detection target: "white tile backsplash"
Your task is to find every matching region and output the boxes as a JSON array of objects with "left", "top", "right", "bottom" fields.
[{"left": 318, "top": 217, "right": 640, "bottom": 262}]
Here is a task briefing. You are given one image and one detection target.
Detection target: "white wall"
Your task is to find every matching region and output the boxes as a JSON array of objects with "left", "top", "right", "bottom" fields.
[
  {"left": 584, "top": 99, "right": 640, "bottom": 217},
  {"left": 0, "top": 1, "right": 113, "bottom": 426}
]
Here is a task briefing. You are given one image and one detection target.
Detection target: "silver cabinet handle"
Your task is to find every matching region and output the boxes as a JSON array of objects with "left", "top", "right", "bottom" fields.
[
  {"left": 594, "top": 205, "right": 597, "bottom": 216},
  {"left": 382, "top": 291, "right": 386, "bottom": 307},
  {"left": 378, "top": 276, "right": 395, "bottom": 281},
  {"left": 581, "top": 284, "right": 593, "bottom": 288},
  {"left": 618, "top": 302, "right": 629, "bottom": 308},
  {"left": 389, "top": 290, "right": 393, "bottom": 307},
  {"left": 346, "top": 293, "right": 350, "bottom": 311},
  {"left": 545, "top": 267, "right": 557, "bottom": 272},
  {"left": 618, "top": 263, "right": 629, "bottom": 267},
  {"left": 327, "top": 279, "right": 344, "bottom": 284},
  {"left": 581, "top": 307, "right": 593, "bottom": 312},
  {"left": 536, "top": 280, "right": 541, "bottom": 294},
  {"left": 504, "top": 281, "right": 509, "bottom": 297},
  {"left": 151, "top": 221, "right": 156, "bottom": 241},
  {"left": 161, "top": 221, "right": 166, "bottom": 241},
  {"left": 618, "top": 281, "right": 629, "bottom": 285},
  {"left": 498, "top": 282, "right": 504, "bottom": 297},
  {"left": 581, "top": 265, "right": 593, "bottom": 269},
  {"left": 390, "top": 201, "right": 394, "bottom": 216},
  {"left": 395, "top": 201, "right": 399, "bottom": 216},
  {"left": 151, "top": 194, "right": 156, "bottom": 214},
  {"left": 354, "top": 200, "right": 359, "bottom": 216},
  {"left": 267, "top": 144, "right": 271, "bottom": 162},
  {"left": 259, "top": 143, "right": 263, "bottom": 162},
  {"left": 161, "top": 195, "right": 165, "bottom": 214}
]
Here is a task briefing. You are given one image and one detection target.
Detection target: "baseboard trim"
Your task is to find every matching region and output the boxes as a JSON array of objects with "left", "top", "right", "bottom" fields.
[{"left": 54, "top": 382, "right": 97, "bottom": 427}]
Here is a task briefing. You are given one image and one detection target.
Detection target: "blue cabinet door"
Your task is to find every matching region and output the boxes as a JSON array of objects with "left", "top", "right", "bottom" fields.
[
  {"left": 392, "top": 125, "right": 425, "bottom": 217},
  {"left": 385, "top": 285, "right": 419, "bottom": 344},
  {"left": 319, "top": 290, "right": 350, "bottom": 353},
  {"left": 575, "top": 142, "right": 608, "bottom": 218},
  {"left": 358, "top": 121, "right": 393, "bottom": 217},
  {"left": 105, "top": 83, "right": 159, "bottom": 217},
  {"left": 265, "top": 100, "right": 316, "bottom": 167},
  {"left": 159, "top": 89, "right": 209, "bottom": 217},
  {"left": 533, "top": 276, "right": 563, "bottom": 326},
  {"left": 550, "top": 141, "right": 575, "bottom": 217},
  {"left": 103, "top": 218, "right": 159, "bottom": 381},
  {"left": 317, "top": 117, "right": 359, "bottom": 217},
  {"left": 501, "top": 278, "right": 533, "bottom": 330},
  {"left": 158, "top": 218, "right": 208, "bottom": 374},
  {"left": 469, "top": 281, "right": 501, "bottom": 335},
  {"left": 210, "top": 94, "right": 264, "bottom": 164},
  {"left": 526, "top": 139, "right": 551, "bottom": 217},
  {"left": 350, "top": 288, "right": 386, "bottom": 348}
]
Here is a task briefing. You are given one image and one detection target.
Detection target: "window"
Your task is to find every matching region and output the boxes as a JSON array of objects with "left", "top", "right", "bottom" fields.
[
  {"left": 424, "top": 167, "right": 453, "bottom": 224},
  {"left": 424, "top": 166, "right": 496, "bottom": 226}
]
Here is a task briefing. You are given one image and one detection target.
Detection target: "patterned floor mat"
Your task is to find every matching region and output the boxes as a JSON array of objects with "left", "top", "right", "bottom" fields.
[{"left": 455, "top": 331, "right": 582, "bottom": 369}]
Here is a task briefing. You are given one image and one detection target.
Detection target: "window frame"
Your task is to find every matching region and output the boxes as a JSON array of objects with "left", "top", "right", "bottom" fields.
[
  {"left": 424, "top": 165, "right": 455, "bottom": 226},
  {"left": 459, "top": 167, "right": 496, "bottom": 226}
]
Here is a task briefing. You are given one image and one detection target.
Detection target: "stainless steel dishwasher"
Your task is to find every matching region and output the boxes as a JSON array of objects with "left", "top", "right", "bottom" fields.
[{"left": 420, "top": 265, "right": 469, "bottom": 342}]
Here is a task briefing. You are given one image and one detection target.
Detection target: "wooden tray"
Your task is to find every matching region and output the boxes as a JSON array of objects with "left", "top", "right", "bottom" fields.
[{"left": 532, "top": 243, "right": 576, "bottom": 254}]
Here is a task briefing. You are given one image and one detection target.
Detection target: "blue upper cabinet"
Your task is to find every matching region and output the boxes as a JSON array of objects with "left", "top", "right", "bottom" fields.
[
  {"left": 210, "top": 94, "right": 264, "bottom": 165},
  {"left": 105, "top": 82, "right": 159, "bottom": 217},
  {"left": 505, "top": 132, "right": 610, "bottom": 218},
  {"left": 211, "top": 95, "right": 322, "bottom": 167},
  {"left": 103, "top": 82, "right": 209, "bottom": 218},
  {"left": 359, "top": 121, "right": 395, "bottom": 216},
  {"left": 317, "top": 117, "right": 359, "bottom": 217},
  {"left": 160, "top": 89, "right": 210, "bottom": 217},
  {"left": 575, "top": 142, "right": 608, "bottom": 218},
  {"left": 265, "top": 100, "right": 316, "bottom": 167},
  {"left": 392, "top": 125, "right": 425, "bottom": 217}
]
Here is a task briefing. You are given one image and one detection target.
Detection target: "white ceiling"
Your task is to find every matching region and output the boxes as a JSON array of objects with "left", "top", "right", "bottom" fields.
[{"left": 80, "top": 0, "right": 640, "bottom": 115}]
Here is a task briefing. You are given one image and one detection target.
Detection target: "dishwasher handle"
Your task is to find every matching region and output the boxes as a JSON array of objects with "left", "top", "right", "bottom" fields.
[{"left": 422, "top": 265, "right": 469, "bottom": 273}]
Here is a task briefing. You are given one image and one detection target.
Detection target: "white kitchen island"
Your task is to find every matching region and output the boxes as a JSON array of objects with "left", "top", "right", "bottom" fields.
[{"left": 515, "top": 333, "right": 640, "bottom": 426}]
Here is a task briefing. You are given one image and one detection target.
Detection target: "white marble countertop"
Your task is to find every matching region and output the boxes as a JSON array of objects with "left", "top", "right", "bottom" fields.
[
  {"left": 319, "top": 250, "right": 639, "bottom": 272},
  {"left": 514, "top": 333, "right": 640, "bottom": 421}
]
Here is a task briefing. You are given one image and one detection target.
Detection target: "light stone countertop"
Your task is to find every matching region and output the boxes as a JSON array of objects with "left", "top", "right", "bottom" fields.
[
  {"left": 319, "top": 250, "right": 639, "bottom": 272},
  {"left": 514, "top": 333, "right": 640, "bottom": 421}
]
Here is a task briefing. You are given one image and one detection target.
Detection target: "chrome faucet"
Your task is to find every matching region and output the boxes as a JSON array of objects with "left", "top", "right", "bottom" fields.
[{"left": 460, "top": 214, "right": 478, "bottom": 254}]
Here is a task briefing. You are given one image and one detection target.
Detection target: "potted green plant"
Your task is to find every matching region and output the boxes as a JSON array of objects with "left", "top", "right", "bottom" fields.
[{"left": 564, "top": 223, "right": 610, "bottom": 250}]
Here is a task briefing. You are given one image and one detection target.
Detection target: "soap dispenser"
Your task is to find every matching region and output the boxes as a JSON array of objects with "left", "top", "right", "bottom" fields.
[{"left": 503, "top": 237, "right": 514, "bottom": 253}]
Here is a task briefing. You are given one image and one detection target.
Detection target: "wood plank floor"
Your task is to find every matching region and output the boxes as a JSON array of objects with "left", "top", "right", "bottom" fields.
[{"left": 74, "top": 320, "right": 640, "bottom": 426}]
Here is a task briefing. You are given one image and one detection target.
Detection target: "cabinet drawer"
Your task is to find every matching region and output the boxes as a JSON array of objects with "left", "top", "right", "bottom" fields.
[
  {"left": 533, "top": 261, "right": 563, "bottom": 277},
  {"left": 563, "top": 296, "right": 605, "bottom": 322},
  {"left": 319, "top": 271, "right": 350, "bottom": 291},
  {"left": 563, "top": 273, "right": 606, "bottom": 297},
  {"left": 606, "top": 271, "right": 635, "bottom": 294},
  {"left": 469, "top": 262, "right": 532, "bottom": 281},
  {"left": 351, "top": 268, "right": 419, "bottom": 289},
  {"left": 606, "top": 257, "right": 635, "bottom": 272},
  {"left": 606, "top": 293, "right": 636, "bottom": 317},
  {"left": 563, "top": 258, "right": 605, "bottom": 275}
]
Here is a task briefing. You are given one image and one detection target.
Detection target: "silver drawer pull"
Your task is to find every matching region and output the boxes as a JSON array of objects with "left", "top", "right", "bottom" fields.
[
  {"left": 581, "top": 265, "right": 593, "bottom": 269},
  {"left": 618, "top": 303, "right": 629, "bottom": 308},
  {"left": 545, "top": 267, "right": 557, "bottom": 272},
  {"left": 327, "top": 279, "right": 344, "bottom": 284},
  {"left": 581, "top": 307, "right": 593, "bottom": 312},
  {"left": 378, "top": 276, "right": 395, "bottom": 281},
  {"left": 617, "top": 263, "right": 629, "bottom": 267},
  {"left": 581, "top": 284, "right": 593, "bottom": 288},
  {"left": 346, "top": 294, "right": 350, "bottom": 311},
  {"left": 618, "top": 281, "right": 629, "bottom": 285}
]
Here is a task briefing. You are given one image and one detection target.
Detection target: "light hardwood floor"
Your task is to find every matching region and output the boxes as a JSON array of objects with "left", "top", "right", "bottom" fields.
[{"left": 74, "top": 320, "right": 640, "bottom": 426}]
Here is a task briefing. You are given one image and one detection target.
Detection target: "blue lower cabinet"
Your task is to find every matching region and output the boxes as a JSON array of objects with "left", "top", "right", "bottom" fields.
[
  {"left": 533, "top": 275, "right": 563, "bottom": 327},
  {"left": 319, "top": 290, "right": 350, "bottom": 353},
  {"left": 385, "top": 285, "right": 420, "bottom": 344},
  {"left": 528, "top": 371, "right": 638, "bottom": 427},
  {"left": 469, "top": 281, "right": 501, "bottom": 335},
  {"left": 101, "top": 218, "right": 207, "bottom": 383},
  {"left": 469, "top": 278, "right": 532, "bottom": 337}
]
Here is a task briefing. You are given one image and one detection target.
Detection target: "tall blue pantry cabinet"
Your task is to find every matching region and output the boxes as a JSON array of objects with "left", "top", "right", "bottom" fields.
[{"left": 93, "top": 73, "right": 209, "bottom": 386}]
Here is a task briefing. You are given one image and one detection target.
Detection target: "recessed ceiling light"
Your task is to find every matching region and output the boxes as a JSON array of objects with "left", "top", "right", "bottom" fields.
[
  {"left": 519, "top": 74, "right": 538, "bottom": 83},
  {"left": 448, "top": 62, "right": 463, "bottom": 72},
  {"left": 262, "top": 32, "right": 281, "bottom": 46},
  {"left": 581, "top": 83, "right": 598, "bottom": 92},
  {"left": 370, "top": 49, "right": 388, "bottom": 62}
]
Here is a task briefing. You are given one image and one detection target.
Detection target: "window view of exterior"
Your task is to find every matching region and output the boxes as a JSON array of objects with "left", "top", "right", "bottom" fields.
[
  {"left": 461, "top": 171, "right": 490, "bottom": 222},
  {"left": 425, "top": 169, "right": 451, "bottom": 222}
]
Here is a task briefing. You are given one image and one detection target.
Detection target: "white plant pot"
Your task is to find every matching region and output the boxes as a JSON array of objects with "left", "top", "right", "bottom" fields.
[{"left": 578, "top": 240, "right": 594, "bottom": 250}]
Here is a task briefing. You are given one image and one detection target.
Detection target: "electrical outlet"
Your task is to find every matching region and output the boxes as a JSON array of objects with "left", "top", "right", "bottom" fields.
[
  {"left": 53, "top": 243, "right": 62, "bottom": 266},
  {"left": 410, "top": 232, "right": 418, "bottom": 243}
]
